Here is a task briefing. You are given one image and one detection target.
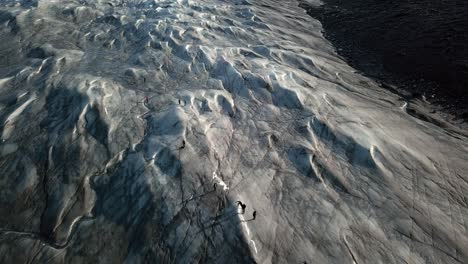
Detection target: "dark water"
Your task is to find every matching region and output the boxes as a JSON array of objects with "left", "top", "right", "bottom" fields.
[{"left": 300, "top": 0, "right": 468, "bottom": 120}]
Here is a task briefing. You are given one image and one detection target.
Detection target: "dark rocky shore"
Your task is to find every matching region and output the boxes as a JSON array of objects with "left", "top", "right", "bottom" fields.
[{"left": 300, "top": 0, "right": 468, "bottom": 124}]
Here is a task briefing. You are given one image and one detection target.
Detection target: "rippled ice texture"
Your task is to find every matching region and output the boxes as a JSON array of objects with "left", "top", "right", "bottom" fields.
[{"left": 0, "top": 0, "right": 467, "bottom": 263}]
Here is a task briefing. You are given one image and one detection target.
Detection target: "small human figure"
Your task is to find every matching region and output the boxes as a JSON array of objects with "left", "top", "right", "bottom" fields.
[
  {"left": 144, "top": 96, "right": 149, "bottom": 105},
  {"left": 213, "top": 183, "right": 217, "bottom": 191},
  {"left": 236, "top": 201, "right": 246, "bottom": 213},
  {"left": 178, "top": 99, "right": 181, "bottom": 105},
  {"left": 252, "top": 210, "right": 257, "bottom": 220},
  {"left": 241, "top": 203, "right": 246, "bottom": 214},
  {"left": 180, "top": 140, "right": 185, "bottom": 149}
]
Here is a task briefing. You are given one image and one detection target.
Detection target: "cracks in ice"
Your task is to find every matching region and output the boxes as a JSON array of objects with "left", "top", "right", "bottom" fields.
[
  {"left": 210, "top": 148, "right": 259, "bottom": 256},
  {"left": 0, "top": 215, "right": 94, "bottom": 250},
  {"left": 0, "top": 0, "right": 467, "bottom": 262},
  {"left": 342, "top": 233, "right": 358, "bottom": 264}
]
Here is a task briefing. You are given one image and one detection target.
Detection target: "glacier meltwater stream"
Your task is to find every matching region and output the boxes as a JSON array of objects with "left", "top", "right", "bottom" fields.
[{"left": 0, "top": 0, "right": 467, "bottom": 263}]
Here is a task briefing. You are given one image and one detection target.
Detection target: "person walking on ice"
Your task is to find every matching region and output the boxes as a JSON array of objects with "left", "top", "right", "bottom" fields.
[
  {"left": 235, "top": 201, "right": 246, "bottom": 214},
  {"left": 180, "top": 140, "right": 185, "bottom": 149}
]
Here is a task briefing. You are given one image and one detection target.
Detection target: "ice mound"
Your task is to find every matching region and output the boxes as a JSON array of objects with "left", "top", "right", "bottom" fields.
[{"left": 0, "top": 0, "right": 467, "bottom": 263}]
